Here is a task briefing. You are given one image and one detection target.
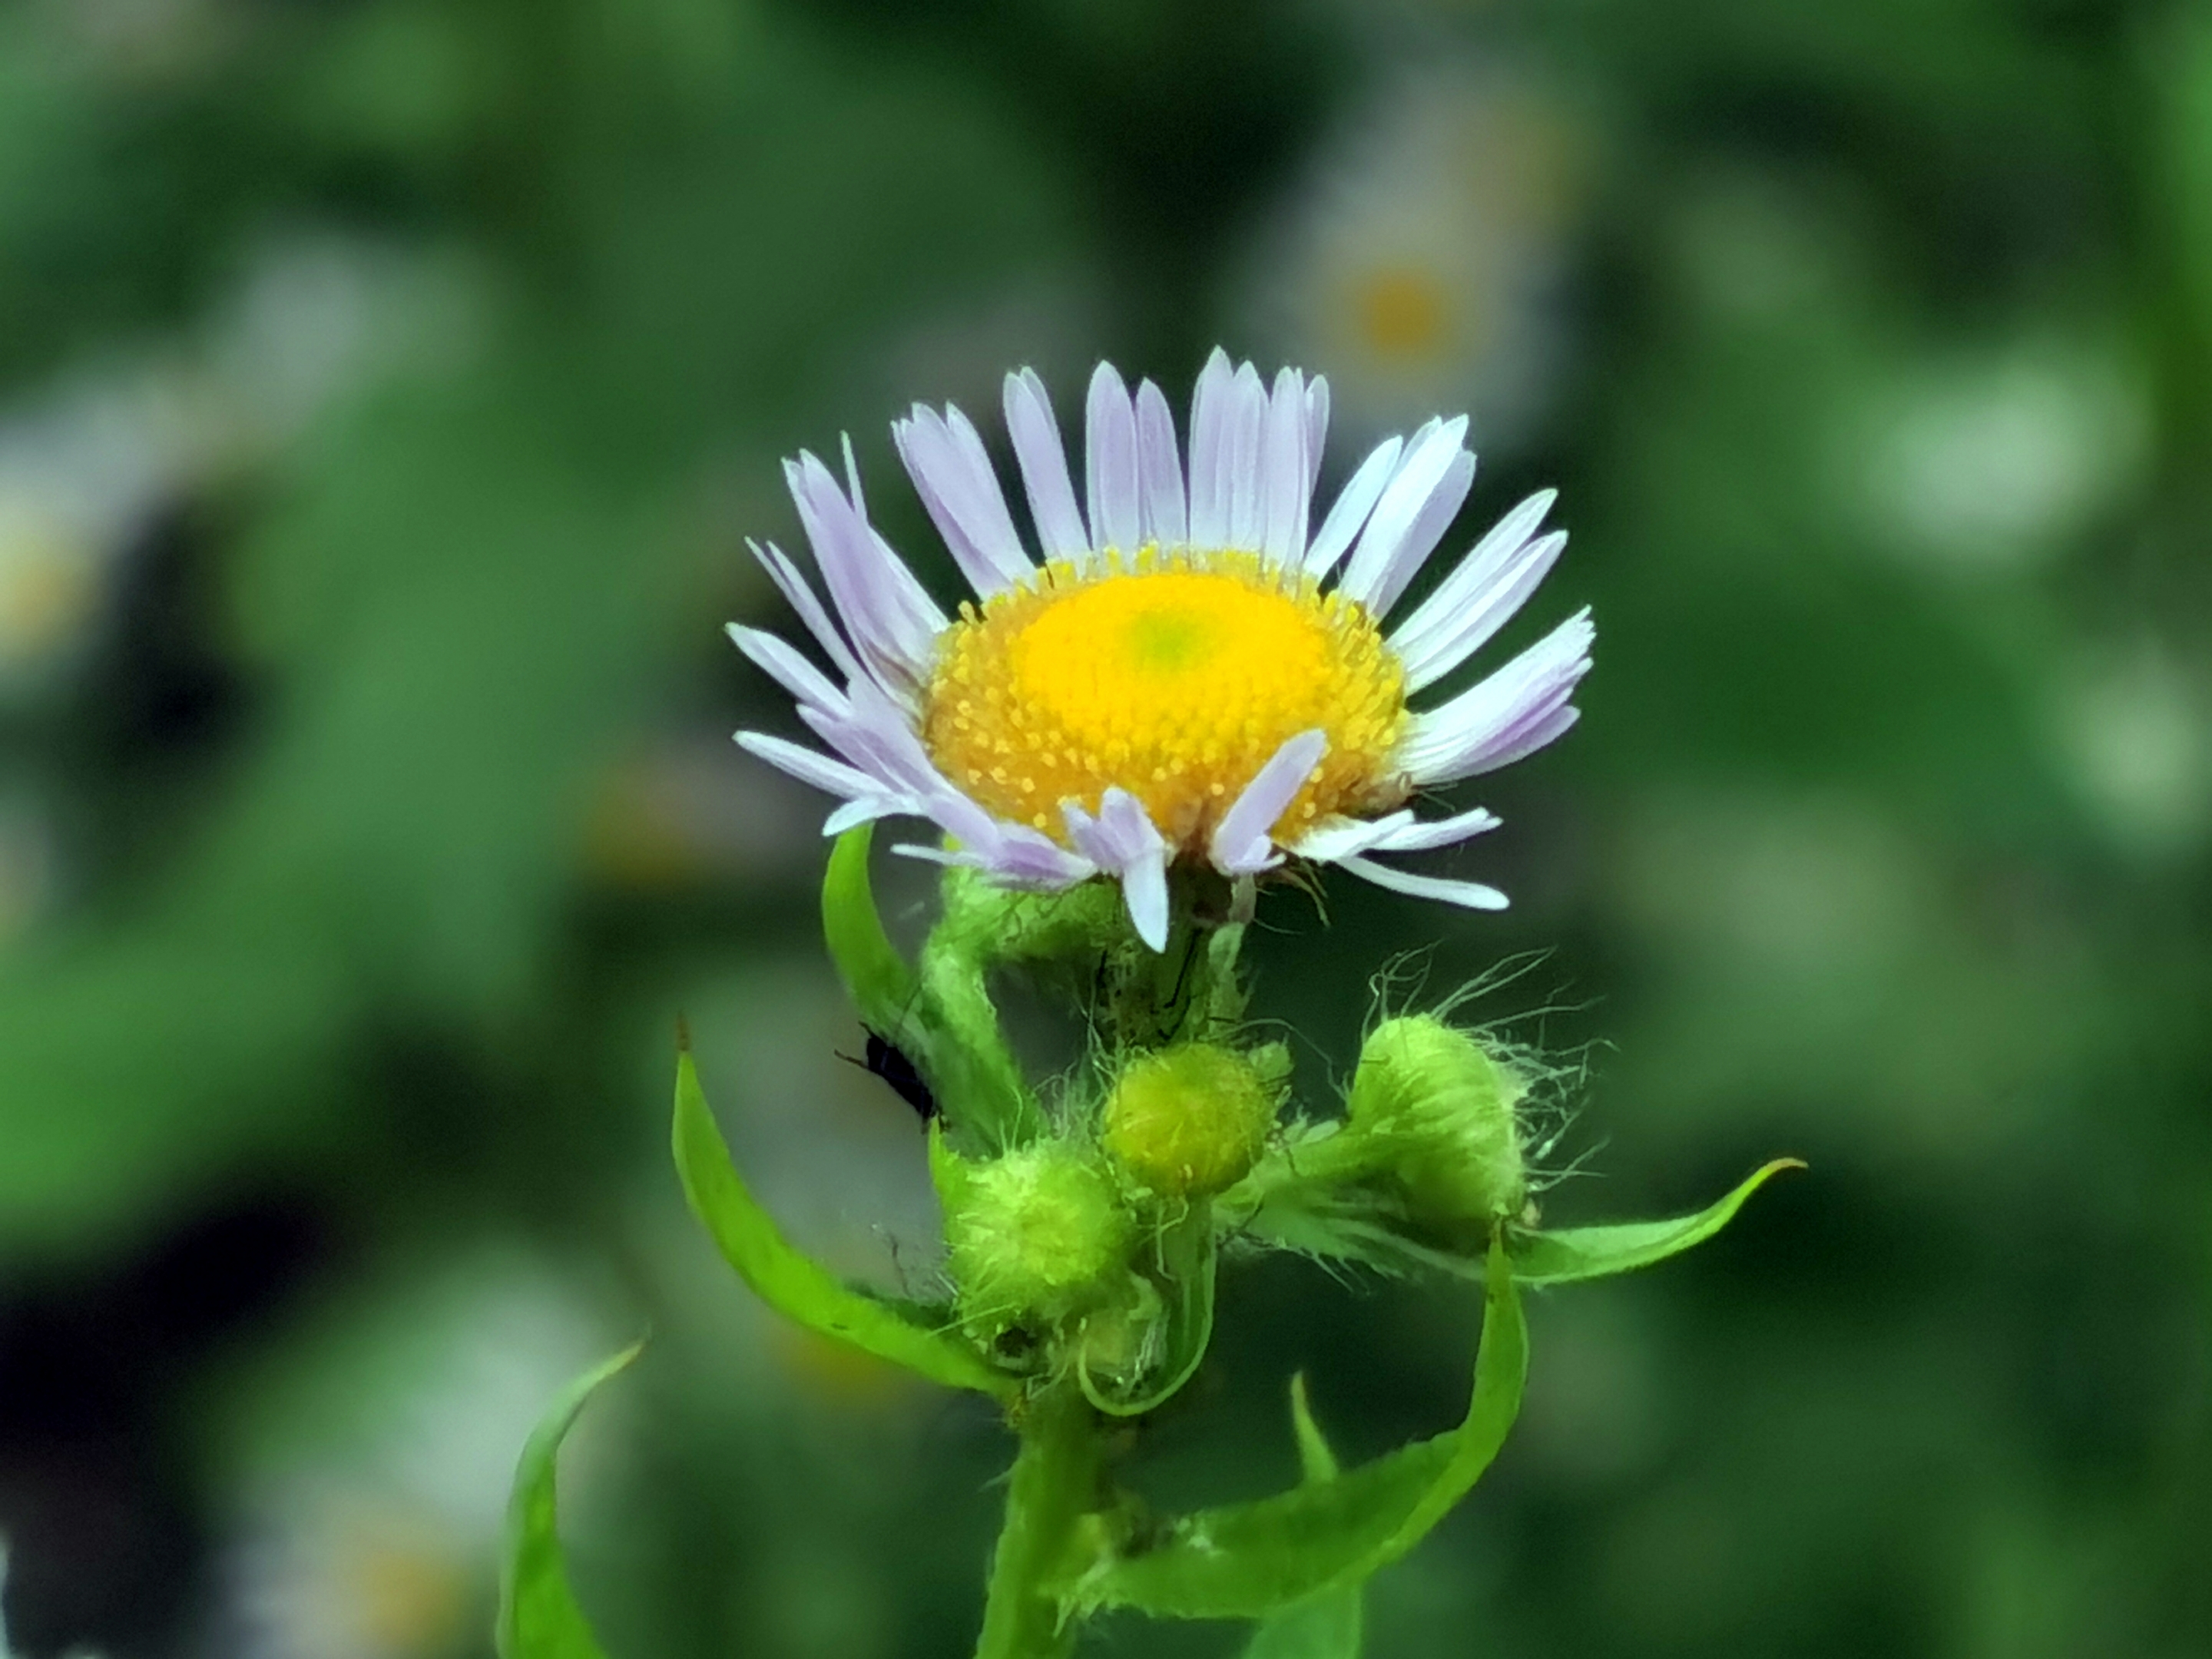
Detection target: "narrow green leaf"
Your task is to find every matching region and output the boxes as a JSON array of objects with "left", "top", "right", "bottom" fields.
[
  {"left": 822, "top": 825, "right": 918, "bottom": 1031},
  {"left": 497, "top": 1345, "right": 639, "bottom": 1659},
  {"left": 1509, "top": 1158, "right": 1805, "bottom": 1286},
  {"left": 1059, "top": 1236, "right": 1527, "bottom": 1621},
  {"left": 1238, "top": 1377, "right": 1363, "bottom": 1658},
  {"left": 1287, "top": 1373, "right": 1340, "bottom": 1483},
  {"left": 673, "top": 1050, "right": 1014, "bottom": 1399},
  {"left": 1080, "top": 1200, "right": 1217, "bottom": 1418}
]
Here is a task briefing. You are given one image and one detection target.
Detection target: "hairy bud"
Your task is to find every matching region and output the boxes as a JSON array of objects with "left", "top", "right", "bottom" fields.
[
  {"left": 1347, "top": 1015, "right": 1528, "bottom": 1227},
  {"left": 944, "top": 1141, "right": 1134, "bottom": 1328},
  {"left": 1103, "top": 1044, "right": 1280, "bottom": 1197}
]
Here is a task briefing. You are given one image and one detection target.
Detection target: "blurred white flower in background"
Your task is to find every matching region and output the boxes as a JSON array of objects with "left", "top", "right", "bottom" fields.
[
  {"left": 0, "top": 367, "right": 200, "bottom": 698},
  {"left": 0, "top": 231, "right": 483, "bottom": 707},
  {"left": 219, "top": 1255, "right": 614, "bottom": 1659},
  {"left": 1239, "top": 64, "right": 1584, "bottom": 449},
  {"left": 1846, "top": 333, "right": 2150, "bottom": 575},
  {"left": 2053, "top": 644, "right": 2212, "bottom": 859}
]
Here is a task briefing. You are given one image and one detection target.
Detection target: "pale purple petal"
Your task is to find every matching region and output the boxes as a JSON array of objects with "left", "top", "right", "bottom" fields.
[
  {"left": 1258, "top": 368, "right": 1312, "bottom": 568},
  {"left": 1366, "top": 449, "right": 1473, "bottom": 619},
  {"left": 1303, "top": 375, "right": 1330, "bottom": 495},
  {"left": 1062, "top": 787, "right": 1172, "bottom": 949},
  {"left": 1399, "top": 609, "right": 1594, "bottom": 786},
  {"left": 1335, "top": 417, "right": 1470, "bottom": 611},
  {"left": 1209, "top": 729, "right": 1326, "bottom": 874},
  {"left": 1337, "top": 855, "right": 1510, "bottom": 911},
  {"left": 823, "top": 796, "right": 909, "bottom": 835},
  {"left": 1222, "top": 362, "right": 1268, "bottom": 551},
  {"left": 1186, "top": 348, "right": 1236, "bottom": 548},
  {"left": 1396, "top": 528, "right": 1568, "bottom": 693},
  {"left": 784, "top": 452, "right": 943, "bottom": 692},
  {"left": 747, "top": 539, "right": 864, "bottom": 685},
  {"left": 1085, "top": 362, "right": 1143, "bottom": 554},
  {"left": 892, "top": 404, "right": 1031, "bottom": 594},
  {"left": 1303, "top": 436, "right": 1401, "bottom": 578},
  {"left": 734, "top": 730, "right": 882, "bottom": 801},
  {"left": 1005, "top": 369, "right": 1090, "bottom": 558},
  {"left": 1134, "top": 378, "right": 1186, "bottom": 546},
  {"left": 1390, "top": 489, "right": 1559, "bottom": 677},
  {"left": 725, "top": 623, "right": 846, "bottom": 714}
]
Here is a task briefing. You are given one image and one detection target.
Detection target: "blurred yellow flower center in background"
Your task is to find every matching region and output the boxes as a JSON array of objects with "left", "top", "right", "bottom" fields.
[
  {"left": 924, "top": 549, "right": 1409, "bottom": 849},
  {"left": 1353, "top": 267, "right": 1452, "bottom": 363}
]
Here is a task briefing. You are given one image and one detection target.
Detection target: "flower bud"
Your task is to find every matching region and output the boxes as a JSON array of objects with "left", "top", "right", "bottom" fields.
[
  {"left": 1102, "top": 1044, "right": 1280, "bottom": 1197},
  {"left": 1347, "top": 1015, "right": 1528, "bottom": 1226},
  {"left": 945, "top": 1141, "right": 1134, "bottom": 1327}
]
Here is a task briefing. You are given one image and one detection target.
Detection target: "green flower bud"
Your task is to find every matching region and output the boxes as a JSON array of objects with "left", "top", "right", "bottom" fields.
[
  {"left": 1348, "top": 1015, "right": 1528, "bottom": 1226},
  {"left": 1102, "top": 1044, "right": 1280, "bottom": 1197},
  {"left": 945, "top": 1141, "right": 1134, "bottom": 1327}
]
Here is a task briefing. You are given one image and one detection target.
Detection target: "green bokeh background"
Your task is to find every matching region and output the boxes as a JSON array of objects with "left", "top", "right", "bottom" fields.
[{"left": 2, "top": 1, "right": 2207, "bottom": 1655}]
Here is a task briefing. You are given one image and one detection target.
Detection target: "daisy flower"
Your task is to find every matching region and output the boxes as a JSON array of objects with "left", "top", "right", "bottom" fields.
[{"left": 730, "top": 349, "right": 1592, "bottom": 950}]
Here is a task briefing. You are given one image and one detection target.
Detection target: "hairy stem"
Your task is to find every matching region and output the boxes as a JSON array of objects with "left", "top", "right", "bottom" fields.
[{"left": 975, "top": 1386, "right": 1104, "bottom": 1659}]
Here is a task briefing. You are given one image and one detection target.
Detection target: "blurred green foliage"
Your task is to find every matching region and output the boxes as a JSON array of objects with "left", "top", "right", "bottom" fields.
[{"left": 0, "top": 0, "right": 2206, "bottom": 1656}]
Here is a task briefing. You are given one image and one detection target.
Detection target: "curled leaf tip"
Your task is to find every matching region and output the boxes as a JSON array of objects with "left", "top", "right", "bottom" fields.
[{"left": 674, "top": 1013, "right": 693, "bottom": 1055}]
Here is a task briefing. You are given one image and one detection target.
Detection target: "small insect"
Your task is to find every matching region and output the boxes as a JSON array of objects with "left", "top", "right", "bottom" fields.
[{"left": 846, "top": 1027, "right": 940, "bottom": 1124}]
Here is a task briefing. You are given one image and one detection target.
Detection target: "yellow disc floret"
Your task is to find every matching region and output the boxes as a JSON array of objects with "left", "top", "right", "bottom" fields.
[{"left": 924, "top": 548, "right": 1409, "bottom": 849}]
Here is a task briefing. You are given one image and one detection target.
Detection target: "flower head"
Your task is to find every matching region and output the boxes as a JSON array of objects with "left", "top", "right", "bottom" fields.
[{"left": 731, "top": 350, "right": 1592, "bottom": 949}]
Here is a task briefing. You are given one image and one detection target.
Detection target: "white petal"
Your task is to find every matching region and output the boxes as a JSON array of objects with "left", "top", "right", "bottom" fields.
[
  {"left": 1303, "top": 436, "right": 1401, "bottom": 578},
  {"left": 1210, "top": 729, "right": 1326, "bottom": 873},
  {"left": 1005, "top": 368, "right": 1090, "bottom": 558},
  {"left": 1399, "top": 609, "right": 1594, "bottom": 786},
  {"left": 1336, "top": 417, "right": 1472, "bottom": 611},
  {"left": 1186, "top": 348, "right": 1236, "bottom": 548},
  {"left": 892, "top": 404, "right": 1031, "bottom": 594},
  {"left": 1134, "top": 378, "right": 1186, "bottom": 545},
  {"left": 1336, "top": 855, "right": 1509, "bottom": 911},
  {"left": 1259, "top": 367, "right": 1311, "bottom": 568},
  {"left": 1119, "top": 848, "right": 1171, "bottom": 951},
  {"left": 1370, "top": 806, "right": 1502, "bottom": 853},
  {"left": 1085, "top": 362, "right": 1143, "bottom": 554},
  {"left": 1292, "top": 810, "right": 1413, "bottom": 863}
]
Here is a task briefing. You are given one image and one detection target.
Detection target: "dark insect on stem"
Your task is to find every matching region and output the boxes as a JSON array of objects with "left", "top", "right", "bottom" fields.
[{"left": 843, "top": 1028, "right": 940, "bottom": 1124}]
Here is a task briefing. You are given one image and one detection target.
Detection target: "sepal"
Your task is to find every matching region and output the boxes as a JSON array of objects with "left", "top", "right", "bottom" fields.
[{"left": 1078, "top": 1200, "right": 1217, "bottom": 1417}]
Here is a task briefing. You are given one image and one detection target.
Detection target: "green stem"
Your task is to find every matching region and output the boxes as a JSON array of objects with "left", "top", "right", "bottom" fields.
[{"left": 975, "top": 1386, "right": 1104, "bottom": 1659}]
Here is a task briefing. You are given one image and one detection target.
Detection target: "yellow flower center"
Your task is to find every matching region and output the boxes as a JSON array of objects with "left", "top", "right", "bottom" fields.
[{"left": 924, "top": 548, "right": 1409, "bottom": 851}]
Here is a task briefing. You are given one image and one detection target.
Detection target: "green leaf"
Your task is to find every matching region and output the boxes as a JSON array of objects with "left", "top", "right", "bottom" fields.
[
  {"left": 497, "top": 1345, "right": 639, "bottom": 1659},
  {"left": 1238, "top": 1377, "right": 1363, "bottom": 1658},
  {"left": 1058, "top": 1236, "right": 1527, "bottom": 1621},
  {"left": 1509, "top": 1158, "right": 1805, "bottom": 1286},
  {"left": 673, "top": 1049, "right": 1014, "bottom": 1399},
  {"left": 1079, "top": 1200, "right": 1217, "bottom": 1417},
  {"left": 821, "top": 825, "right": 919, "bottom": 1033}
]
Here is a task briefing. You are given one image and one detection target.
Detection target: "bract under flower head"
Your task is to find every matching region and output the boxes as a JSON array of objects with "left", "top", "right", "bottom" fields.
[{"left": 730, "top": 350, "right": 1593, "bottom": 949}]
